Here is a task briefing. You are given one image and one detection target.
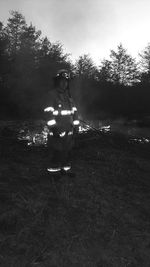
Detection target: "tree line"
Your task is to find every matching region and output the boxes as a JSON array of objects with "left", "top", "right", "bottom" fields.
[{"left": 1, "top": 11, "right": 150, "bottom": 120}]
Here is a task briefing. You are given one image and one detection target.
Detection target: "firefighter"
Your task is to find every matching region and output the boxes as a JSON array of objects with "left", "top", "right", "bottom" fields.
[{"left": 44, "top": 69, "right": 79, "bottom": 175}]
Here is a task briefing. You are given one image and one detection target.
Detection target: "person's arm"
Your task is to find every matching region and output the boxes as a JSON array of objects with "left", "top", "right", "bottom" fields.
[
  {"left": 44, "top": 91, "right": 57, "bottom": 127},
  {"left": 71, "top": 100, "right": 80, "bottom": 133}
]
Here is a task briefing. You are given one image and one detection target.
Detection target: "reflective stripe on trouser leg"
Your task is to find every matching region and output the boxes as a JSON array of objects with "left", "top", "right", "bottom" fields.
[
  {"left": 48, "top": 134, "right": 73, "bottom": 170},
  {"left": 47, "top": 167, "right": 61, "bottom": 172},
  {"left": 62, "top": 166, "right": 71, "bottom": 171}
]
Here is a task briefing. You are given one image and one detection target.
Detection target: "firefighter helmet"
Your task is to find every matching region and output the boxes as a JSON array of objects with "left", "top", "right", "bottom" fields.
[{"left": 54, "top": 69, "right": 71, "bottom": 80}]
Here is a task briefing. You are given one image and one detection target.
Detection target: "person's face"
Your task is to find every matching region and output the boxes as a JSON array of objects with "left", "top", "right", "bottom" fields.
[{"left": 58, "top": 78, "right": 68, "bottom": 92}]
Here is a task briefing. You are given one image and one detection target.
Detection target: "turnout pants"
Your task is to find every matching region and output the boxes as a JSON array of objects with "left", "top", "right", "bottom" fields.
[{"left": 47, "top": 132, "right": 74, "bottom": 169}]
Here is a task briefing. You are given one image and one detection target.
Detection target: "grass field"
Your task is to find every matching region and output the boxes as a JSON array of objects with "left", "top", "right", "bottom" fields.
[{"left": 0, "top": 125, "right": 150, "bottom": 267}]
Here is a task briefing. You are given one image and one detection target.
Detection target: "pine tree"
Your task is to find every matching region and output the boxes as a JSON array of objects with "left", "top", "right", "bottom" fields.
[
  {"left": 100, "top": 44, "right": 139, "bottom": 86},
  {"left": 6, "top": 11, "right": 26, "bottom": 55},
  {"left": 139, "top": 44, "right": 150, "bottom": 83},
  {"left": 75, "top": 54, "right": 97, "bottom": 79}
]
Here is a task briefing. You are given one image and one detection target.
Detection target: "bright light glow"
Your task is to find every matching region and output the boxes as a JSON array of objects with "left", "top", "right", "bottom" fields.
[
  {"left": 73, "top": 120, "right": 80, "bottom": 126},
  {"left": 47, "top": 119, "right": 56, "bottom": 126},
  {"left": 68, "top": 131, "right": 73, "bottom": 135},
  {"left": 100, "top": 125, "right": 111, "bottom": 132},
  {"left": 44, "top": 107, "right": 54, "bottom": 112}
]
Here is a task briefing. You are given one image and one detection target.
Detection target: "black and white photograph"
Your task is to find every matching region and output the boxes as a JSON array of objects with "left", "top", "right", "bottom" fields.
[{"left": 0, "top": 0, "right": 150, "bottom": 266}]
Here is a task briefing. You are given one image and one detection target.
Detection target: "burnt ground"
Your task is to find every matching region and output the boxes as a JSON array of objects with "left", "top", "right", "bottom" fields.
[{"left": 0, "top": 127, "right": 150, "bottom": 266}]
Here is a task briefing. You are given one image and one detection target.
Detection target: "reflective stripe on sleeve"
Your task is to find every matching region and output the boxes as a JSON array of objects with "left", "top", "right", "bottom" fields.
[
  {"left": 73, "top": 120, "right": 80, "bottom": 126},
  {"left": 72, "top": 107, "right": 77, "bottom": 112},
  {"left": 53, "top": 110, "right": 59, "bottom": 116},
  {"left": 44, "top": 107, "right": 54, "bottom": 112},
  {"left": 47, "top": 119, "right": 56, "bottom": 126}
]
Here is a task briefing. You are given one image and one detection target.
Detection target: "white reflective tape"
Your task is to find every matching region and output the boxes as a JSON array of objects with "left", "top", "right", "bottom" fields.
[
  {"left": 53, "top": 110, "right": 59, "bottom": 116},
  {"left": 61, "top": 110, "right": 72, "bottom": 115},
  {"left": 47, "top": 167, "right": 61, "bottom": 172},
  {"left": 73, "top": 120, "right": 80, "bottom": 126},
  {"left": 47, "top": 119, "right": 56, "bottom": 126},
  {"left": 63, "top": 166, "right": 71, "bottom": 171},
  {"left": 60, "top": 132, "right": 66, "bottom": 137},
  {"left": 44, "top": 107, "right": 54, "bottom": 112},
  {"left": 72, "top": 107, "right": 77, "bottom": 112}
]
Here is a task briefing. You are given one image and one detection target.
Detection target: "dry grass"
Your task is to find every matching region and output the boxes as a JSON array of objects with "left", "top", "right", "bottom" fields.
[{"left": 0, "top": 125, "right": 150, "bottom": 266}]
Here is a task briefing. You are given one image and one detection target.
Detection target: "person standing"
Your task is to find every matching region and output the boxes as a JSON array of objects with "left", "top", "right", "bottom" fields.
[{"left": 44, "top": 69, "right": 79, "bottom": 176}]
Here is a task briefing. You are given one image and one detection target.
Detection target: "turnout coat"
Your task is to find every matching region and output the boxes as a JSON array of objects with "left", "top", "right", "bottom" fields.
[{"left": 44, "top": 89, "right": 79, "bottom": 151}]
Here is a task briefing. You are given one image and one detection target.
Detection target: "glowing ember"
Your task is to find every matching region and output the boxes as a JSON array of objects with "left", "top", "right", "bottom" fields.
[
  {"left": 100, "top": 125, "right": 111, "bottom": 132},
  {"left": 130, "top": 137, "right": 150, "bottom": 144},
  {"left": 17, "top": 120, "right": 150, "bottom": 148},
  {"left": 79, "top": 125, "right": 89, "bottom": 133}
]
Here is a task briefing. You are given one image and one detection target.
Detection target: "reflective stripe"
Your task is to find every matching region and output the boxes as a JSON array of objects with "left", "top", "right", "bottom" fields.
[
  {"left": 63, "top": 166, "right": 71, "bottom": 171},
  {"left": 44, "top": 107, "right": 54, "bottom": 112},
  {"left": 73, "top": 120, "right": 80, "bottom": 126},
  {"left": 59, "top": 132, "right": 66, "bottom": 137},
  {"left": 72, "top": 107, "right": 77, "bottom": 112},
  {"left": 47, "top": 119, "right": 56, "bottom": 126},
  {"left": 44, "top": 107, "right": 77, "bottom": 114},
  {"left": 61, "top": 110, "right": 72, "bottom": 115},
  {"left": 51, "top": 108, "right": 78, "bottom": 116},
  {"left": 53, "top": 110, "right": 59, "bottom": 116},
  {"left": 47, "top": 167, "right": 61, "bottom": 172}
]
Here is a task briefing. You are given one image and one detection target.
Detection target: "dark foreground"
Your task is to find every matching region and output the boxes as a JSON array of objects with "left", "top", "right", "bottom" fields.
[{"left": 0, "top": 128, "right": 150, "bottom": 267}]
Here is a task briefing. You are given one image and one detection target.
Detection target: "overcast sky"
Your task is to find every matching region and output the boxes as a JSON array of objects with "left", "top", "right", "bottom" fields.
[{"left": 0, "top": 0, "right": 150, "bottom": 65}]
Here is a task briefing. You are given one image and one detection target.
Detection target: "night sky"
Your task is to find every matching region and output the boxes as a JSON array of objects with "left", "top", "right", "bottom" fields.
[{"left": 0, "top": 0, "right": 150, "bottom": 64}]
